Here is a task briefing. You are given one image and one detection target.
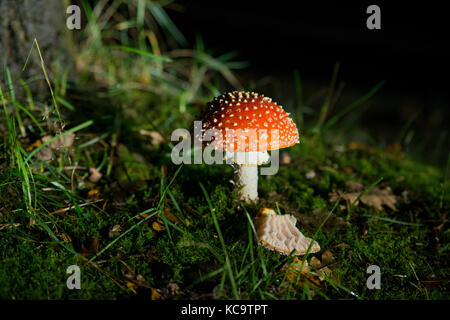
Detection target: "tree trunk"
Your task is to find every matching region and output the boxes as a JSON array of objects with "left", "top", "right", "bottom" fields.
[{"left": 0, "top": 0, "right": 71, "bottom": 98}]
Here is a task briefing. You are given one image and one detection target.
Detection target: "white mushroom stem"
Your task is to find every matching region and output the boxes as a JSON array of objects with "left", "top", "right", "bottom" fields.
[
  {"left": 225, "top": 151, "right": 270, "bottom": 202},
  {"left": 235, "top": 164, "right": 259, "bottom": 202}
]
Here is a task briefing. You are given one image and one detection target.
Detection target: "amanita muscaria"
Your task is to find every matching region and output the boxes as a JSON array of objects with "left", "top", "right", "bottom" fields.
[{"left": 199, "top": 91, "right": 299, "bottom": 202}]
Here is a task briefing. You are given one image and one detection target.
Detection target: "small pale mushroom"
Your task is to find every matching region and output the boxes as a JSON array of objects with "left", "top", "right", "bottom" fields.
[
  {"left": 254, "top": 208, "right": 320, "bottom": 255},
  {"left": 201, "top": 91, "right": 299, "bottom": 202}
]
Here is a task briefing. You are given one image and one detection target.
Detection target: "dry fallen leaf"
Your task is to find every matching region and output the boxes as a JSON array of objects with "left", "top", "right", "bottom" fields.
[
  {"left": 334, "top": 242, "right": 351, "bottom": 249},
  {"left": 329, "top": 180, "right": 397, "bottom": 211},
  {"left": 26, "top": 139, "right": 42, "bottom": 152},
  {"left": 281, "top": 257, "right": 321, "bottom": 289},
  {"left": 89, "top": 167, "right": 103, "bottom": 183},
  {"left": 163, "top": 207, "right": 181, "bottom": 224},
  {"left": 310, "top": 256, "right": 322, "bottom": 269},
  {"left": 47, "top": 132, "right": 75, "bottom": 150},
  {"left": 35, "top": 144, "right": 53, "bottom": 161},
  {"left": 152, "top": 220, "right": 166, "bottom": 231},
  {"left": 87, "top": 189, "right": 101, "bottom": 200},
  {"left": 151, "top": 288, "right": 164, "bottom": 300},
  {"left": 126, "top": 281, "right": 138, "bottom": 294},
  {"left": 308, "top": 250, "right": 339, "bottom": 282},
  {"left": 33, "top": 133, "right": 76, "bottom": 162},
  {"left": 321, "top": 250, "right": 334, "bottom": 265}
]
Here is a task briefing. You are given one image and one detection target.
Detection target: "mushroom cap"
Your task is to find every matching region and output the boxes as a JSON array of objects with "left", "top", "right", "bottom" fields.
[
  {"left": 200, "top": 91, "right": 299, "bottom": 152},
  {"left": 254, "top": 208, "right": 321, "bottom": 255}
]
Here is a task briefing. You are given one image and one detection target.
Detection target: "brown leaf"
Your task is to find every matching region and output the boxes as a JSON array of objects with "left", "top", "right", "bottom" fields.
[
  {"left": 35, "top": 145, "right": 53, "bottom": 161},
  {"left": 163, "top": 207, "right": 181, "bottom": 224},
  {"left": 321, "top": 250, "right": 334, "bottom": 265},
  {"left": 334, "top": 242, "right": 351, "bottom": 249},
  {"left": 126, "top": 281, "right": 138, "bottom": 294},
  {"left": 308, "top": 252, "right": 340, "bottom": 283},
  {"left": 152, "top": 220, "right": 165, "bottom": 231},
  {"left": 359, "top": 186, "right": 397, "bottom": 211},
  {"left": 151, "top": 288, "right": 164, "bottom": 300},
  {"left": 48, "top": 132, "right": 75, "bottom": 150},
  {"left": 318, "top": 266, "right": 333, "bottom": 281},
  {"left": 282, "top": 257, "right": 321, "bottom": 289},
  {"left": 87, "top": 189, "right": 101, "bottom": 200},
  {"left": 26, "top": 139, "right": 42, "bottom": 152},
  {"left": 329, "top": 181, "right": 397, "bottom": 212},
  {"left": 89, "top": 167, "right": 103, "bottom": 183},
  {"left": 342, "top": 166, "right": 354, "bottom": 175},
  {"left": 310, "top": 256, "right": 322, "bottom": 269},
  {"left": 345, "top": 181, "right": 364, "bottom": 192}
]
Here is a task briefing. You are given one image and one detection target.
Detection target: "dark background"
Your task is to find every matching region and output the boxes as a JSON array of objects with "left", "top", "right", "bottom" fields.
[{"left": 167, "top": 1, "right": 449, "bottom": 165}]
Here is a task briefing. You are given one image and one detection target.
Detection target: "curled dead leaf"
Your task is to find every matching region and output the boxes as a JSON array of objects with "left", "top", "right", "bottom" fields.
[{"left": 152, "top": 220, "right": 165, "bottom": 231}]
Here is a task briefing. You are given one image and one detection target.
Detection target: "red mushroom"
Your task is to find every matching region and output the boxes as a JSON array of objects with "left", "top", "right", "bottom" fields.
[{"left": 200, "top": 91, "right": 299, "bottom": 202}]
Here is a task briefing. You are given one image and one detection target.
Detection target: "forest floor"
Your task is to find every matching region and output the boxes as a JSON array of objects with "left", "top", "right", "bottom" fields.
[{"left": 0, "top": 2, "right": 449, "bottom": 300}]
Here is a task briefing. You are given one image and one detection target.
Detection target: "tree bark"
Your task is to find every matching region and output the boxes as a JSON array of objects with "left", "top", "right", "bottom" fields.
[{"left": 0, "top": 0, "right": 71, "bottom": 98}]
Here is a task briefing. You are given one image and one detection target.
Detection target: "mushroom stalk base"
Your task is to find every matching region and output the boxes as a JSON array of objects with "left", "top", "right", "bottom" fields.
[{"left": 235, "top": 164, "right": 258, "bottom": 202}]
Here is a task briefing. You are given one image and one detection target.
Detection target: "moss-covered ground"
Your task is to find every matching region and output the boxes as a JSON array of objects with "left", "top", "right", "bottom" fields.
[{"left": 0, "top": 1, "right": 448, "bottom": 300}]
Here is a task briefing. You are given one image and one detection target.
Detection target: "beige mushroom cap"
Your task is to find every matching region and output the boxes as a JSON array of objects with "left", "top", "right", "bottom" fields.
[{"left": 254, "top": 208, "right": 320, "bottom": 255}]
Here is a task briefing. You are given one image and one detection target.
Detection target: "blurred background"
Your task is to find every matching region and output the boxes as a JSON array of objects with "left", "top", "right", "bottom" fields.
[{"left": 167, "top": 0, "right": 449, "bottom": 166}]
